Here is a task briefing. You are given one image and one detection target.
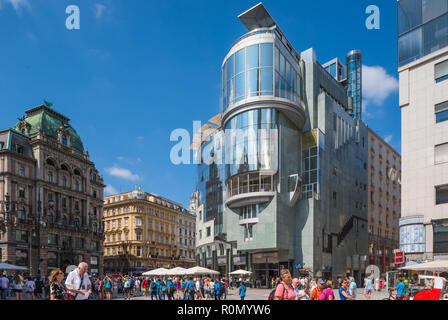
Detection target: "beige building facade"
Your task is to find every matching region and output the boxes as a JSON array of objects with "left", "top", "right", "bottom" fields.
[
  {"left": 368, "top": 128, "right": 401, "bottom": 273},
  {"left": 103, "top": 187, "right": 195, "bottom": 274}
]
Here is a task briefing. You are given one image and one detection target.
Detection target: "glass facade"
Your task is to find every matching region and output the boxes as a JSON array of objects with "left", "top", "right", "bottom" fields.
[
  {"left": 398, "top": 0, "right": 448, "bottom": 66},
  {"left": 196, "top": 136, "right": 225, "bottom": 234},
  {"left": 224, "top": 108, "right": 278, "bottom": 178},
  {"left": 400, "top": 224, "right": 425, "bottom": 253},
  {"left": 346, "top": 51, "right": 362, "bottom": 120},
  {"left": 222, "top": 42, "right": 302, "bottom": 110}
]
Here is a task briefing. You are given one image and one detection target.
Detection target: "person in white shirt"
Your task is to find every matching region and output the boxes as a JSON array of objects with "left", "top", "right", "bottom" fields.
[
  {"left": 25, "top": 278, "right": 35, "bottom": 300},
  {"left": 0, "top": 272, "right": 9, "bottom": 300},
  {"left": 65, "top": 262, "right": 92, "bottom": 300}
]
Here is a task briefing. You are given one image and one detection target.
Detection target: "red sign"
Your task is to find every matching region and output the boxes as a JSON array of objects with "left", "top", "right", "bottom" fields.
[{"left": 395, "top": 251, "right": 404, "bottom": 264}]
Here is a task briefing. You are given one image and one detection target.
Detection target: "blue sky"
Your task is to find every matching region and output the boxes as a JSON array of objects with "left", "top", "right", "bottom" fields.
[{"left": 0, "top": 0, "right": 400, "bottom": 207}]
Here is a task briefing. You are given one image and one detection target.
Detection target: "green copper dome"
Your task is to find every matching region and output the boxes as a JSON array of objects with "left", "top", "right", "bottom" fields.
[{"left": 14, "top": 105, "right": 84, "bottom": 152}]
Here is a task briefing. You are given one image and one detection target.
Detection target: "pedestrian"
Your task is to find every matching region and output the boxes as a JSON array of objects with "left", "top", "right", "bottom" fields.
[
  {"left": 204, "top": 278, "right": 211, "bottom": 300},
  {"left": 395, "top": 278, "right": 406, "bottom": 300},
  {"left": 185, "top": 277, "right": 195, "bottom": 300},
  {"left": 214, "top": 278, "right": 222, "bottom": 300},
  {"left": 274, "top": 269, "right": 296, "bottom": 300},
  {"left": 113, "top": 278, "right": 119, "bottom": 298},
  {"left": 339, "top": 279, "right": 354, "bottom": 300},
  {"left": 348, "top": 277, "right": 357, "bottom": 299},
  {"left": 298, "top": 282, "right": 310, "bottom": 300},
  {"left": 310, "top": 277, "right": 318, "bottom": 292},
  {"left": 318, "top": 280, "right": 335, "bottom": 300},
  {"left": 104, "top": 275, "right": 112, "bottom": 300},
  {"left": 292, "top": 278, "right": 300, "bottom": 300},
  {"left": 364, "top": 277, "right": 373, "bottom": 300},
  {"left": 123, "top": 275, "right": 132, "bottom": 300},
  {"left": 150, "top": 278, "right": 158, "bottom": 300},
  {"left": 49, "top": 269, "right": 70, "bottom": 300},
  {"left": 223, "top": 278, "right": 229, "bottom": 299},
  {"left": 94, "top": 277, "right": 102, "bottom": 300},
  {"left": 0, "top": 272, "right": 8, "bottom": 300},
  {"left": 25, "top": 277, "right": 35, "bottom": 300},
  {"left": 34, "top": 278, "right": 42, "bottom": 299},
  {"left": 310, "top": 279, "right": 324, "bottom": 300},
  {"left": 175, "top": 277, "right": 181, "bottom": 300},
  {"left": 210, "top": 278, "right": 215, "bottom": 300},
  {"left": 13, "top": 273, "right": 24, "bottom": 300},
  {"left": 65, "top": 262, "right": 92, "bottom": 301},
  {"left": 238, "top": 281, "right": 247, "bottom": 300}
]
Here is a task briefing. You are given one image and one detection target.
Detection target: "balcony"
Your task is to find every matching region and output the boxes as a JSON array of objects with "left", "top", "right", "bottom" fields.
[{"left": 225, "top": 171, "right": 275, "bottom": 208}]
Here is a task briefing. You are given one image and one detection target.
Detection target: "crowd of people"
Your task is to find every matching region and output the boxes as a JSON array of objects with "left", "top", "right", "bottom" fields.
[
  {"left": 270, "top": 269, "right": 368, "bottom": 300},
  {"left": 0, "top": 262, "right": 240, "bottom": 301}
]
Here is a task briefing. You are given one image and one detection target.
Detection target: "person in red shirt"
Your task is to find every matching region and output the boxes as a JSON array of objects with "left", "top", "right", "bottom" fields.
[
  {"left": 141, "top": 278, "right": 149, "bottom": 297},
  {"left": 274, "top": 269, "right": 296, "bottom": 300}
]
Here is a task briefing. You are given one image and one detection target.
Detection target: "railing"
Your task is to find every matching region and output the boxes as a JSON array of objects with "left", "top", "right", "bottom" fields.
[{"left": 228, "top": 184, "right": 273, "bottom": 197}]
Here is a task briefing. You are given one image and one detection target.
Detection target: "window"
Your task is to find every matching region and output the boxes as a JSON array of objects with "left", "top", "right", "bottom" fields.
[
  {"left": 125, "top": 219, "right": 129, "bottom": 227},
  {"left": 398, "top": 27, "right": 422, "bottom": 67},
  {"left": 16, "top": 144, "right": 24, "bottom": 154},
  {"left": 435, "top": 143, "right": 448, "bottom": 164},
  {"left": 48, "top": 234, "right": 58, "bottom": 246},
  {"left": 18, "top": 166, "right": 25, "bottom": 177},
  {"left": 75, "top": 237, "right": 84, "bottom": 249},
  {"left": 244, "top": 225, "right": 254, "bottom": 241},
  {"left": 436, "top": 101, "right": 448, "bottom": 123},
  {"left": 48, "top": 252, "right": 58, "bottom": 268},
  {"left": 90, "top": 256, "right": 98, "bottom": 266},
  {"left": 62, "top": 175, "right": 67, "bottom": 187},
  {"left": 199, "top": 230, "right": 202, "bottom": 239},
  {"left": 435, "top": 59, "right": 448, "bottom": 83},
  {"left": 74, "top": 180, "right": 80, "bottom": 191},
  {"left": 398, "top": 0, "right": 422, "bottom": 35},
  {"left": 423, "top": 0, "right": 448, "bottom": 23},
  {"left": 62, "top": 197, "right": 66, "bottom": 209},
  {"left": 15, "top": 249, "right": 28, "bottom": 266},
  {"left": 136, "top": 246, "right": 142, "bottom": 257},
  {"left": 240, "top": 204, "right": 259, "bottom": 220},
  {"left": 47, "top": 171, "right": 54, "bottom": 183},
  {"left": 16, "top": 230, "right": 28, "bottom": 242},
  {"left": 436, "top": 185, "right": 448, "bottom": 204},
  {"left": 423, "top": 13, "right": 448, "bottom": 56},
  {"left": 18, "top": 207, "right": 26, "bottom": 222},
  {"left": 18, "top": 186, "right": 25, "bottom": 198},
  {"left": 136, "top": 231, "right": 142, "bottom": 241},
  {"left": 433, "top": 219, "right": 448, "bottom": 253},
  {"left": 0, "top": 142, "right": 3, "bottom": 150},
  {"left": 136, "top": 218, "right": 142, "bottom": 226},
  {"left": 61, "top": 134, "right": 67, "bottom": 146}
]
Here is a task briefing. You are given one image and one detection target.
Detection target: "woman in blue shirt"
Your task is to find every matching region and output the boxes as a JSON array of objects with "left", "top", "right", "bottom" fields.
[
  {"left": 238, "top": 282, "right": 247, "bottom": 300},
  {"left": 339, "top": 279, "right": 354, "bottom": 300}
]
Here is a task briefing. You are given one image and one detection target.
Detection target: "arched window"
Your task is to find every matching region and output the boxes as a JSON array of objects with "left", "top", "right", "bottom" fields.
[{"left": 46, "top": 159, "right": 55, "bottom": 166}]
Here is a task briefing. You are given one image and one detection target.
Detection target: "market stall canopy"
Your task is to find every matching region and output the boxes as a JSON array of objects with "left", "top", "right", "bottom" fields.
[
  {"left": 229, "top": 269, "right": 252, "bottom": 276},
  {"left": 0, "top": 263, "right": 27, "bottom": 271},
  {"left": 400, "top": 259, "right": 448, "bottom": 272},
  {"left": 142, "top": 268, "right": 169, "bottom": 276},
  {"left": 184, "top": 266, "right": 220, "bottom": 275}
]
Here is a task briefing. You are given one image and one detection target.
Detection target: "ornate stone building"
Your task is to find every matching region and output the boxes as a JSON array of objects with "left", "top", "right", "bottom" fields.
[
  {"left": 0, "top": 104, "right": 105, "bottom": 276},
  {"left": 103, "top": 187, "right": 195, "bottom": 274}
]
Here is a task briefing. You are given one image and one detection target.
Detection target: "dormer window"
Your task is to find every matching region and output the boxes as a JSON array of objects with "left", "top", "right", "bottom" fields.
[{"left": 61, "top": 134, "right": 67, "bottom": 146}]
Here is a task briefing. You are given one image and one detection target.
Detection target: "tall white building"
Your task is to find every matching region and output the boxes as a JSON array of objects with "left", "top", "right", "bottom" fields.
[{"left": 398, "top": 0, "right": 448, "bottom": 262}]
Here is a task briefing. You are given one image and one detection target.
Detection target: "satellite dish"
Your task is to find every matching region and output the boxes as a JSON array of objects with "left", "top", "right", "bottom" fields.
[
  {"left": 65, "top": 265, "right": 77, "bottom": 274},
  {"left": 365, "top": 265, "right": 380, "bottom": 280}
]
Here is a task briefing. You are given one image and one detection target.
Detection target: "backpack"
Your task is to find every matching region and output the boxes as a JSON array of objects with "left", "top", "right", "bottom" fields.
[
  {"left": 268, "top": 283, "right": 287, "bottom": 300},
  {"left": 124, "top": 280, "right": 131, "bottom": 288},
  {"left": 150, "top": 282, "right": 156, "bottom": 290},
  {"left": 188, "top": 282, "right": 195, "bottom": 294}
]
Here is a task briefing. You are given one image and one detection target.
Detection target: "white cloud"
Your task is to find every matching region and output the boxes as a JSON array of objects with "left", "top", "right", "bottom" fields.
[
  {"left": 104, "top": 185, "right": 118, "bottom": 195},
  {"left": 94, "top": 3, "right": 106, "bottom": 19},
  {"left": 362, "top": 65, "right": 398, "bottom": 108},
  {"left": 1, "top": 0, "right": 31, "bottom": 14},
  {"left": 384, "top": 135, "right": 393, "bottom": 144},
  {"left": 105, "top": 166, "right": 140, "bottom": 181},
  {"left": 117, "top": 156, "right": 143, "bottom": 166}
]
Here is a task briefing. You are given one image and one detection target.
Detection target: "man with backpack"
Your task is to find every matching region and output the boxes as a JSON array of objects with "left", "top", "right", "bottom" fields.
[
  {"left": 149, "top": 279, "right": 158, "bottom": 300},
  {"left": 184, "top": 277, "right": 195, "bottom": 300},
  {"left": 123, "top": 276, "right": 132, "bottom": 300},
  {"left": 269, "top": 269, "right": 296, "bottom": 300}
]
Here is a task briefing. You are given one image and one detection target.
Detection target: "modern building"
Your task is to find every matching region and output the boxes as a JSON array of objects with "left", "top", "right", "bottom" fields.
[
  {"left": 367, "top": 128, "right": 401, "bottom": 273},
  {"left": 398, "top": 0, "right": 448, "bottom": 262},
  {"left": 193, "top": 3, "right": 369, "bottom": 286},
  {"left": 103, "top": 187, "right": 195, "bottom": 274},
  {"left": 0, "top": 104, "right": 105, "bottom": 276}
]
